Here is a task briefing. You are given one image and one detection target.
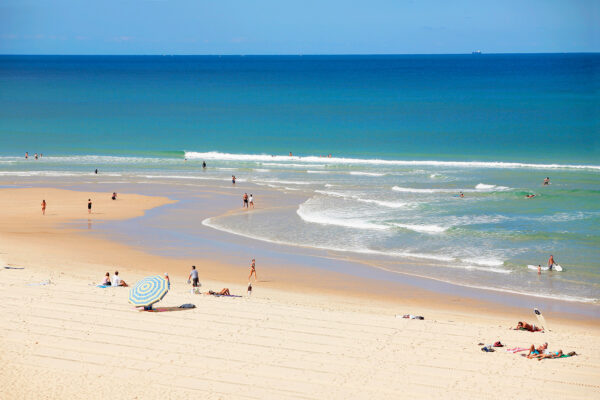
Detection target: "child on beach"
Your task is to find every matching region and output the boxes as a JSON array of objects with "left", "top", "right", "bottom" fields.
[{"left": 249, "top": 194, "right": 254, "bottom": 208}]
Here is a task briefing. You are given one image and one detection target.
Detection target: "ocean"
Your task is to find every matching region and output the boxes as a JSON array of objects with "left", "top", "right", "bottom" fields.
[{"left": 1, "top": 54, "right": 599, "bottom": 303}]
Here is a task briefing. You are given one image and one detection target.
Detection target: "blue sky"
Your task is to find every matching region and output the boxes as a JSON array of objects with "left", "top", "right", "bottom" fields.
[{"left": 1, "top": 0, "right": 598, "bottom": 54}]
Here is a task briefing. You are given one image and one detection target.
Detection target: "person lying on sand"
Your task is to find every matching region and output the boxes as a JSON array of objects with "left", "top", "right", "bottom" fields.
[
  {"left": 515, "top": 321, "right": 543, "bottom": 332},
  {"left": 205, "top": 288, "right": 231, "bottom": 296},
  {"left": 526, "top": 343, "right": 548, "bottom": 357},
  {"left": 527, "top": 348, "right": 577, "bottom": 360}
]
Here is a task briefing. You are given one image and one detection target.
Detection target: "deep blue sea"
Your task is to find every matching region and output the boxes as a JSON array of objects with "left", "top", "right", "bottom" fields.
[{"left": 0, "top": 54, "right": 599, "bottom": 303}]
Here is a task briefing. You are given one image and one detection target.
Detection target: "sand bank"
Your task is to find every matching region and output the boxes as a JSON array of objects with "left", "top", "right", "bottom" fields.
[{"left": 1, "top": 188, "right": 599, "bottom": 399}]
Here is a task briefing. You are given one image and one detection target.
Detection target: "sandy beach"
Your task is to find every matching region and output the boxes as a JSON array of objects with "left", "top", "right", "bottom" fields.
[{"left": 1, "top": 187, "right": 599, "bottom": 399}]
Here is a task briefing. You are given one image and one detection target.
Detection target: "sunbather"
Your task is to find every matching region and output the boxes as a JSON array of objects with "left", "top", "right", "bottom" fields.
[
  {"left": 528, "top": 349, "right": 577, "bottom": 360},
  {"left": 206, "top": 288, "right": 231, "bottom": 296},
  {"left": 516, "top": 321, "right": 543, "bottom": 332},
  {"left": 526, "top": 343, "right": 548, "bottom": 357}
]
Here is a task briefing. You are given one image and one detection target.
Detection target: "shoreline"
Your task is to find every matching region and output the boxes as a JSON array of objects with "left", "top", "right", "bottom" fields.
[{"left": 1, "top": 185, "right": 598, "bottom": 323}]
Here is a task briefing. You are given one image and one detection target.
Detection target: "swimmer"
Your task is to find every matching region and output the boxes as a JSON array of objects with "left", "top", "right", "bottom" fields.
[
  {"left": 543, "top": 177, "right": 550, "bottom": 185},
  {"left": 34, "top": 153, "right": 38, "bottom": 160}
]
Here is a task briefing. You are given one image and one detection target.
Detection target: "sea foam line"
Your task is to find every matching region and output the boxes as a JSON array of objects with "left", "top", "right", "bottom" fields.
[{"left": 184, "top": 151, "right": 600, "bottom": 171}]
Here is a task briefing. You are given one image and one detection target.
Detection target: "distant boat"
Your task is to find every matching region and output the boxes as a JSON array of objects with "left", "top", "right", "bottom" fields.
[{"left": 472, "top": 50, "right": 482, "bottom": 55}]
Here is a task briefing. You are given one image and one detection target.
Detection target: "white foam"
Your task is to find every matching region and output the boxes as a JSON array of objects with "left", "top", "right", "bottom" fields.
[
  {"left": 255, "top": 179, "right": 318, "bottom": 186},
  {"left": 392, "top": 186, "right": 456, "bottom": 193},
  {"left": 184, "top": 151, "right": 600, "bottom": 171},
  {"left": 315, "top": 190, "right": 409, "bottom": 208},
  {"left": 307, "top": 170, "right": 329, "bottom": 174},
  {"left": 349, "top": 171, "right": 386, "bottom": 177},
  {"left": 296, "top": 205, "right": 389, "bottom": 231},
  {"left": 475, "top": 183, "right": 510, "bottom": 191},
  {"left": 253, "top": 169, "right": 271, "bottom": 172},
  {"left": 391, "top": 223, "right": 448, "bottom": 234},
  {"left": 462, "top": 257, "right": 505, "bottom": 267}
]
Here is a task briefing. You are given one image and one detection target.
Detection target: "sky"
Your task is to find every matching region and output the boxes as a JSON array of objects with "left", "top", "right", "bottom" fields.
[{"left": 1, "top": 0, "right": 598, "bottom": 55}]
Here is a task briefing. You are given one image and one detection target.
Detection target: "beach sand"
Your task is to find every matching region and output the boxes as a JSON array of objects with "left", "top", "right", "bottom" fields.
[{"left": 1, "top": 188, "right": 599, "bottom": 399}]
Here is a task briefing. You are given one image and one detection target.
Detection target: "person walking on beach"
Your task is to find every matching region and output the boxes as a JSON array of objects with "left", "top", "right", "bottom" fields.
[
  {"left": 188, "top": 265, "right": 199, "bottom": 293},
  {"left": 249, "top": 194, "right": 254, "bottom": 208},
  {"left": 232, "top": 175, "right": 236, "bottom": 184},
  {"left": 548, "top": 255, "right": 555, "bottom": 271},
  {"left": 243, "top": 193, "right": 249, "bottom": 208},
  {"left": 249, "top": 259, "right": 257, "bottom": 281},
  {"left": 41, "top": 200, "right": 46, "bottom": 215},
  {"left": 88, "top": 199, "right": 92, "bottom": 214}
]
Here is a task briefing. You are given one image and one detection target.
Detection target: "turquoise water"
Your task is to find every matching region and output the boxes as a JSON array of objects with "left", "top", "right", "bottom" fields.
[{"left": 0, "top": 54, "right": 598, "bottom": 303}]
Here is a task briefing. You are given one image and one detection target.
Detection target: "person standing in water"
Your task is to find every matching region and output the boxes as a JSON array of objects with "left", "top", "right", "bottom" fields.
[
  {"left": 249, "top": 259, "right": 257, "bottom": 281},
  {"left": 41, "top": 200, "right": 46, "bottom": 215},
  {"left": 25, "top": 152, "right": 29, "bottom": 159},
  {"left": 232, "top": 175, "right": 236, "bottom": 184},
  {"left": 95, "top": 169, "right": 98, "bottom": 174},
  {"left": 202, "top": 161, "right": 206, "bottom": 169},
  {"left": 548, "top": 255, "right": 555, "bottom": 270},
  {"left": 88, "top": 199, "right": 92, "bottom": 214},
  {"left": 543, "top": 177, "right": 550, "bottom": 185},
  {"left": 537, "top": 265, "right": 541, "bottom": 275},
  {"left": 243, "top": 193, "right": 249, "bottom": 208},
  {"left": 249, "top": 194, "right": 254, "bottom": 208}
]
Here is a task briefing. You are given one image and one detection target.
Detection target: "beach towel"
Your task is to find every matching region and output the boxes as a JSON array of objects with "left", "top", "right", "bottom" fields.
[
  {"left": 96, "top": 284, "right": 110, "bottom": 288},
  {"left": 207, "top": 293, "right": 242, "bottom": 298},
  {"left": 506, "top": 347, "right": 529, "bottom": 353}
]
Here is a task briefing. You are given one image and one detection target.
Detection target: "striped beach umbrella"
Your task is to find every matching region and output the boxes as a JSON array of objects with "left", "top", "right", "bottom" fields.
[{"left": 128, "top": 275, "right": 169, "bottom": 307}]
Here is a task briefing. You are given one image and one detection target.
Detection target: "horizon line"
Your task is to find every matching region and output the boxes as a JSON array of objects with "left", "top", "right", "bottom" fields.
[{"left": 1, "top": 51, "right": 598, "bottom": 57}]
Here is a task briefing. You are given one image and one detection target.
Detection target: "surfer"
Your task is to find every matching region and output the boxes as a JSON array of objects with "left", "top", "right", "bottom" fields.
[
  {"left": 548, "top": 255, "right": 555, "bottom": 271},
  {"left": 543, "top": 177, "right": 550, "bottom": 185}
]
